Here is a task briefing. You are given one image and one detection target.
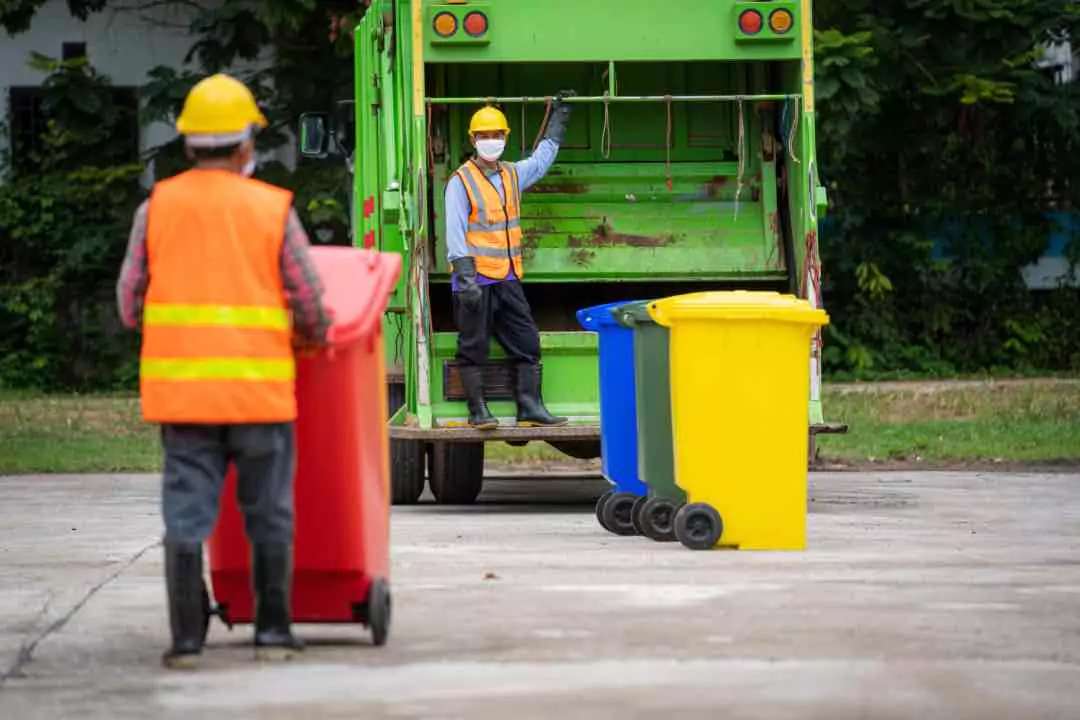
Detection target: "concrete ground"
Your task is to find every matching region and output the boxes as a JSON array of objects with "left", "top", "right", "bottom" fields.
[{"left": 0, "top": 471, "right": 1079, "bottom": 719}]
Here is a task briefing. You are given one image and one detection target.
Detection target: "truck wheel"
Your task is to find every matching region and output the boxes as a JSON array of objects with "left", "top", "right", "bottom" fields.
[
  {"left": 388, "top": 382, "right": 426, "bottom": 505},
  {"left": 391, "top": 439, "right": 426, "bottom": 505},
  {"left": 430, "top": 442, "right": 484, "bottom": 504}
]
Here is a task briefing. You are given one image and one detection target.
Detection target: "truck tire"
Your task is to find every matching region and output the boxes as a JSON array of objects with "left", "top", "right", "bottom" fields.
[
  {"left": 391, "top": 438, "right": 426, "bottom": 505},
  {"left": 429, "top": 442, "right": 485, "bottom": 505},
  {"left": 388, "top": 383, "right": 426, "bottom": 505}
]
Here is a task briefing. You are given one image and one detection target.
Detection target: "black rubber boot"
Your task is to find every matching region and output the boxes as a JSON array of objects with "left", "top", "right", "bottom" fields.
[
  {"left": 162, "top": 542, "right": 206, "bottom": 670},
  {"left": 253, "top": 543, "right": 304, "bottom": 661},
  {"left": 514, "top": 363, "right": 568, "bottom": 427},
  {"left": 460, "top": 365, "right": 498, "bottom": 430}
]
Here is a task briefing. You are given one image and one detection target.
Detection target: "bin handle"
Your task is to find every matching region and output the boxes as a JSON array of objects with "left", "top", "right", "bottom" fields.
[
  {"left": 577, "top": 310, "right": 597, "bottom": 331},
  {"left": 647, "top": 301, "right": 669, "bottom": 327}
]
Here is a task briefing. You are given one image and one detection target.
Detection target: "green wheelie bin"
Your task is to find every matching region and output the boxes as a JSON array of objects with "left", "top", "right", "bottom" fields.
[{"left": 615, "top": 301, "right": 686, "bottom": 541}]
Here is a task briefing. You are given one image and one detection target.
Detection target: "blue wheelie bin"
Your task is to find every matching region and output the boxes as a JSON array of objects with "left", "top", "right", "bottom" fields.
[{"left": 577, "top": 300, "right": 651, "bottom": 536}]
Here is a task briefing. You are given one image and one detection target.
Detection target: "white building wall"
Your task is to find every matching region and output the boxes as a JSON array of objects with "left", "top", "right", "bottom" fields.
[
  {"left": 1039, "top": 41, "right": 1076, "bottom": 84},
  {"left": 0, "top": 0, "right": 294, "bottom": 180}
]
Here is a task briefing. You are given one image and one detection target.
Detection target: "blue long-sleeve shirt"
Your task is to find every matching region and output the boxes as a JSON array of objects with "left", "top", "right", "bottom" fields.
[{"left": 445, "top": 138, "right": 559, "bottom": 286}]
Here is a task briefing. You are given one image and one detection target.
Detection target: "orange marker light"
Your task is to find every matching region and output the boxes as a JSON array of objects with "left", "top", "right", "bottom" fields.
[
  {"left": 463, "top": 11, "right": 488, "bottom": 37},
  {"left": 738, "top": 9, "right": 763, "bottom": 35},
  {"left": 769, "top": 9, "right": 793, "bottom": 34},
  {"left": 433, "top": 12, "right": 457, "bottom": 37}
]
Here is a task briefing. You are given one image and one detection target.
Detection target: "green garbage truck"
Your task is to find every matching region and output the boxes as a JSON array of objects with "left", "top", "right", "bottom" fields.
[{"left": 299, "top": 0, "right": 844, "bottom": 505}]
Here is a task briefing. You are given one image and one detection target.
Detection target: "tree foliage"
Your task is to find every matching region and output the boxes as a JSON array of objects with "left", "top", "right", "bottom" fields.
[
  {"left": 813, "top": 0, "right": 1080, "bottom": 375},
  {"left": 2, "top": 0, "right": 1079, "bottom": 389},
  {"left": 1, "top": 0, "right": 106, "bottom": 34},
  {"left": 0, "top": 56, "right": 144, "bottom": 389}
]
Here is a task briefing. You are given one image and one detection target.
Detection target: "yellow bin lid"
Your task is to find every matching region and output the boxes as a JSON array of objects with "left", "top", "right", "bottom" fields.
[{"left": 648, "top": 290, "right": 829, "bottom": 327}]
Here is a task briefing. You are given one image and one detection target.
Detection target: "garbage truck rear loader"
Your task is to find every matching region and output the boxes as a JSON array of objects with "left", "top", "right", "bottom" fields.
[{"left": 302, "top": 0, "right": 843, "bottom": 505}]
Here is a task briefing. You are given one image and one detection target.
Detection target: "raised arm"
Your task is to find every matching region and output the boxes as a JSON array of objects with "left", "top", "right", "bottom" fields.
[
  {"left": 514, "top": 90, "right": 576, "bottom": 191},
  {"left": 514, "top": 139, "right": 559, "bottom": 191}
]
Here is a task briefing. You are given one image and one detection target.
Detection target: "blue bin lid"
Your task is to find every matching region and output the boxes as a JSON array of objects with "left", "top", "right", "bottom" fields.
[{"left": 576, "top": 299, "right": 652, "bottom": 331}]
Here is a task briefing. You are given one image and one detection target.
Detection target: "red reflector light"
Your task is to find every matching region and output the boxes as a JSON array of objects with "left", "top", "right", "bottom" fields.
[
  {"left": 433, "top": 11, "right": 457, "bottom": 37},
  {"left": 463, "top": 11, "right": 488, "bottom": 37},
  {"left": 738, "top": 9, "right": 763, "bottom": 35}
]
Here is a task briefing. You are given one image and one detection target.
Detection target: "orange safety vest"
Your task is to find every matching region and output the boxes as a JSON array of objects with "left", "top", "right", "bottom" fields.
[
  {"left": 455, "top": 160, "right": 524, "bottom": 279},
  {"left": 140, "top": 169, "right": 296, "bottom": 424}
]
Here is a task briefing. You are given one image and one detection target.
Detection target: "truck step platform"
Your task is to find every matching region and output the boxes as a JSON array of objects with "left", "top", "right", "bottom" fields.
[{"left": 389, "top": 422, "right": 848, "bottom": 443}]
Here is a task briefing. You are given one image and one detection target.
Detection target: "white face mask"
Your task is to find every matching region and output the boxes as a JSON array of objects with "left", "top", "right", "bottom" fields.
[
  {"left": 241, "top": 158, "right": 256, "bottom": 177},
  {"left": 475, "top": 138, "right": 505, "bottom": 162}
]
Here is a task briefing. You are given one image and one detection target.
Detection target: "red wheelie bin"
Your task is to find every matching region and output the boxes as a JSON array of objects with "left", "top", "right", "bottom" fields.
[{"left": 207, "top": 245, "right": 401, "bottom": 646}]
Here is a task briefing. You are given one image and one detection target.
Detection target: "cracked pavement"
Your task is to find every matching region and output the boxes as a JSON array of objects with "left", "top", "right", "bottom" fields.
[{"left": 1, "top": 471, "right": 1079, "bottom": 719}]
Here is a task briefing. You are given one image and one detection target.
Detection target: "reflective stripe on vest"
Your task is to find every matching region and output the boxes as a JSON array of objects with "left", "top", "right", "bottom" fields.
[
  {"left": 456, "top": 161, "right": 525, "bottom": 280},
  {"left": 141, "top": 357, "right": 295, "bottom": 381},
  {"left": 144, "top": 303, "right": 290, "bottom": 331},
  {"left": 470, "top": 245, "right": 523, "bottom": 258},
  {"left": 140, "top": 169, "right": 296, "bottom": 424}
]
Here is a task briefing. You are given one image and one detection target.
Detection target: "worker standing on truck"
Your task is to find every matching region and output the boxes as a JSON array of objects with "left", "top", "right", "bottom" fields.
[
  {"left": 447, "top": 90, "right": 576, "bottom": 429},
  {"left": 115, "top": 74, "right": 331, "bottom": 668}
]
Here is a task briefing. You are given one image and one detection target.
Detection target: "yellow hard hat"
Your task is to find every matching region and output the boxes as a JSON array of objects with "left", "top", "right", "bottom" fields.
[
  {"left": 175, "top": 74, "right": 268, "bottom": 138},
  {"left": 468, "top": 106, "right": 510, "bottom": 136}
]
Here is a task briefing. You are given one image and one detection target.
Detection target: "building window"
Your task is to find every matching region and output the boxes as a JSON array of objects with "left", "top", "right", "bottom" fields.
[
  {"left": 61, "top": 42, "right": 87, "bottom": 61},
  {"left": 110, "top": 87, "right": 141, "bottom": 163},
  {"left": 7, "top": 86, "right": 140, "bottom": 169},
  {"left": 8, "top": 87, "right": 46, "bottom": 170}
]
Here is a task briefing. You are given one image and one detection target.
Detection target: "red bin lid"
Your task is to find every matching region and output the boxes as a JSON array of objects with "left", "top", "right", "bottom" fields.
[{"left": 308, "top": 246, "right": 402, "bottom": 346}]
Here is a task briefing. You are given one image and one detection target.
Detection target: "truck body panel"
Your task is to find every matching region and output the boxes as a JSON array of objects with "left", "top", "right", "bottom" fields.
[{"left": 345, "top": 0, "right": 835, "bottom": 484}]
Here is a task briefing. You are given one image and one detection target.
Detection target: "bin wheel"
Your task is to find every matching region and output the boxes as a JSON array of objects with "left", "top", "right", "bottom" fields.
[
  {"left": 366, "top": 578, "right": 392, "bottom": 647},
  {"left": 640, "top": 497, "right": 680, "bottom": 542},
  {"left": 595, "top": 490, "right": 615, "bottom": 532},
  {"left": 600, "top": 492, "right": 641, "bottom": 536},
  {"left": 630, "top": 495, "right": 649, "bottom": 536},
  {"left": 674, "top": 503, "right": 723, "bottom": 550},
  {"left": 430, "top": 442, "right": 484, "bottom": 504}
]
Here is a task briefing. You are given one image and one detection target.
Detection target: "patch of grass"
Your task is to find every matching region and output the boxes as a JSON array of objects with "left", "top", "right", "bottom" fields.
[
  {"left": 816, "top": 382, "right": 1080, "bottom": 465},
  {"left": 0, "top": 395, "right": 160, "bottom": 474},
  {"left": 1, "top": 381, "right": 1077, "bottom": 474}
]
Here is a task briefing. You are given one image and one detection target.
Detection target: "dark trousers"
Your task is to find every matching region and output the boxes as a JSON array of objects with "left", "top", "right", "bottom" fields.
[
  {"left": 160, "top": 423, "right": 295, "bottom": 545},
  {"left": 454, "top": 280, "right": 541, "bottom": 366}
]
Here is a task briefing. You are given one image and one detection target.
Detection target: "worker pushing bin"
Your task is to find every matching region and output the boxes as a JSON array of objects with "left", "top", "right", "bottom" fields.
[
  {"left": 614, "top": 301, "right": 687, "bottom": 542},
  {"left": 577, "top": 300, "right": 650, "bottom": 536},
  {"left": 648, "top": 291, "right": 828, "bottom": 551},
  {"left": 208, "top": 246, "right": 401, "bottom": 645}
]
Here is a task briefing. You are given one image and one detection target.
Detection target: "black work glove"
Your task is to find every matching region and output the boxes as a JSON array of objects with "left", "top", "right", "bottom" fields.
[
  {"left": 452, "top": 256, "right": 483, "bottom": 313},
  {"left": 543, "top": 89, "right": 576, "bottom": 145}
]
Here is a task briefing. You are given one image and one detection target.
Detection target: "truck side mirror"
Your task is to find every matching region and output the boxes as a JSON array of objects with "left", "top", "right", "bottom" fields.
[{"left": 298, "top": 112, "right": 330, "bottom": 158}]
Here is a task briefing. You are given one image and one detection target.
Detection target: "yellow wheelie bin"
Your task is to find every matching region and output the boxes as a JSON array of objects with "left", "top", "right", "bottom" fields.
[{"left": 647, "top": 291, "right": 828, "bottom": 551}]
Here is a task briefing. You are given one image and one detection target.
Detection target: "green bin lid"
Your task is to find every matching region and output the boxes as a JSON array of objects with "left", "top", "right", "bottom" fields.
[{"left": 648, "top": 291, "right": 829, "bottom": 327}]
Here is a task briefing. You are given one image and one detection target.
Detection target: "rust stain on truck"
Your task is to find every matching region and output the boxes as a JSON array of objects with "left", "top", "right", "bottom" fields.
[{"left": 568, "top": 222, "right": 677, "bottom": 249}]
